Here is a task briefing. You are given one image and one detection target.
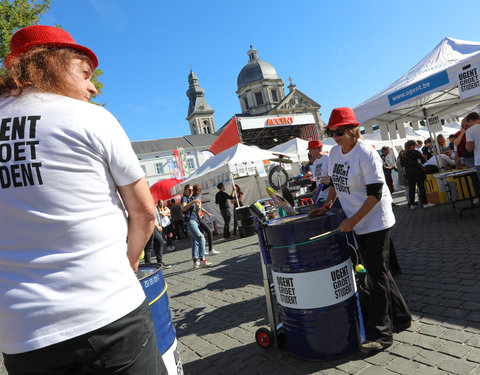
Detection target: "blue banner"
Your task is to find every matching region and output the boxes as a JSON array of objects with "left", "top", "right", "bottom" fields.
[{"left": 388, "top": 71, "right": 449, "bottom": 106}]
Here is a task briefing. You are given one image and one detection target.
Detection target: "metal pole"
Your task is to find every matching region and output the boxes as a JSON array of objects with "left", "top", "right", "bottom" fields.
[{"left": 423, "top": 108, "right": 441, "bottom": 170}]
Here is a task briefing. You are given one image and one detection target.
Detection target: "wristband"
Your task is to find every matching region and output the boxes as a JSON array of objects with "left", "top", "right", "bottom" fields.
[{"left": 322, "top": 204, "right": 330, "bottom": 210}]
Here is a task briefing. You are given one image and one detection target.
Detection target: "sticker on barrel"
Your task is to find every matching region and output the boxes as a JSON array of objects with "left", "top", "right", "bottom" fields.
[{"left": 272, "top": 259, "right": 356, "bottom": 309}]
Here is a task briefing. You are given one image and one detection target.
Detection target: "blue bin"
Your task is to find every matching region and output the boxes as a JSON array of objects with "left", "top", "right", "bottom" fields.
[
  {"left": 136, "top": 264, "right": 176, "bottom": 355},
  {"left": 264, "top": 209, "right": 362, "bottom": 361}
]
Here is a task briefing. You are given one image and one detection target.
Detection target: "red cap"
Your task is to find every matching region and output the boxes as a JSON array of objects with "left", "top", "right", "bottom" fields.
[
  {"left": 326, "top": 107, "right": 360, "bottom": 129},
  {"left": 307, "top": 140, "right": 323, "bottom": 149},
  {"left": 6, "top": 25, "right": 98, "bottom": 69}
]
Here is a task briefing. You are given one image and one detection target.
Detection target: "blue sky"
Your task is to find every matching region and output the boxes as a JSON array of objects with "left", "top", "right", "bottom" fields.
[{"left": 40, "top": 0, "right": 478, "bottom": 142}]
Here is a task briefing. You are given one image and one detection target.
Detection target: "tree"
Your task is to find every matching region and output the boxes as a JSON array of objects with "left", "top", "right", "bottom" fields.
[
  {"left": 0, "top": 0, "right": 103, "bottom": 98},
  {"left": 0, "top": 0, "right": 51, "bottom": 68}
]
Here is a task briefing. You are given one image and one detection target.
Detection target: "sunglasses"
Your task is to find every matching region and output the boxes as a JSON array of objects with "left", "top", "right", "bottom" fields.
[{"left": 326, "top": 128, "right": 347, "bottom": 137}]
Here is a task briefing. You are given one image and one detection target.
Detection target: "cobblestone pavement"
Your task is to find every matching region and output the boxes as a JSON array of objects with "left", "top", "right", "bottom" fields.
[{"left": 2, "top": 193, "right": 480, "bottom": 375}]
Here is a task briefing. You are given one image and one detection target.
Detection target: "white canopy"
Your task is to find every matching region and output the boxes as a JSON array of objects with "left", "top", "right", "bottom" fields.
[
  {"left": 354, "top": 37, "right": 480, "bottom": 128},
  {"left": 270, "top": 138, "right": 309, "bottom": 162},
  {"left": 170, "top": 143, "right": 301, "bottom": 231}
]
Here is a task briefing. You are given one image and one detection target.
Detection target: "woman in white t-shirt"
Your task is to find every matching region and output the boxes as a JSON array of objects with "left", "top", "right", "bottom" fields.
[
  {"left": 157, "top": 200, "right": 176, "bottom": 251},
  {"left": 309, "top": 107, "right": 411, "bottom": 354}
]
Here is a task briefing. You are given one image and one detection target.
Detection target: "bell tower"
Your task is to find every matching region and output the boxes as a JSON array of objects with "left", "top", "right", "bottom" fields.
[{"left": 186, "top": 69, "right": 216, "bottom": 135}]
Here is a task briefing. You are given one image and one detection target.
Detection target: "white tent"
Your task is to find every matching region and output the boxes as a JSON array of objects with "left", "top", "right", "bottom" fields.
[
  {"left": 270, "top": 138, "right": 309, "bottom": 162},
  {"left": 170, "top": 143, "right": 300, "bottom": 231},
  {"left": 354, "top": 37, "right": 480, "bottom": 135}
]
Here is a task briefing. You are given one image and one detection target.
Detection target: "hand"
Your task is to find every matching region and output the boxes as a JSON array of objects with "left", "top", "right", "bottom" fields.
[
  {"left": 338, "top": 218, "right": 357, "bottom": 232},
  {"left": 320, "top": 176, "right": 331, "bottom": 185},
  {"left": 308, "top": 208, "right": 327, "bottom": 217}
]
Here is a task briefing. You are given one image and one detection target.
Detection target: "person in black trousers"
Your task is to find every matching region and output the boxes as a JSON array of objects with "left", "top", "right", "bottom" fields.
[
  {"left": 402, "top": 140, "right": 435, "bottom": 209},
  {"left": 215, "top": 183, "right": 235, "bottom": 239}
]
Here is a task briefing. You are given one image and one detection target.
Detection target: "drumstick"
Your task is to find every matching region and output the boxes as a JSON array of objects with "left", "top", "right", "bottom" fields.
[{"left": 309, "top": 229, "right": 340, "bottom": 240}]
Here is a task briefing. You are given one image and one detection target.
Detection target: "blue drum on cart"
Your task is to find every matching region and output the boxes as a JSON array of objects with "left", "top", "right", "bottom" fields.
[
  {"left": 137, "top": 264, "right": 183, "bottom": 374},
  {"left": 264, "top": 209, "right": 362, "bottom": 361}
]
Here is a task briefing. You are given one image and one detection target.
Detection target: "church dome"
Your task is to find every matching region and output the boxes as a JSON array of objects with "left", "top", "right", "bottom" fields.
[{"left": 237, "top": 47, "right": 279, "bottom": 90}]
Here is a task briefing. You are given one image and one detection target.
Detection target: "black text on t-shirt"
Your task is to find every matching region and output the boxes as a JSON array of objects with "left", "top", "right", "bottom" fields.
[
  {"left": 0, "top": 115, "right": 43, "bottom": 189},
  {"left": 331, "top": 162, "right": 350, "bottom": 194}
]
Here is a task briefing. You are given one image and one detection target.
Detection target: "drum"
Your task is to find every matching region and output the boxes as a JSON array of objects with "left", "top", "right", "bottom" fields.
[
  {"left": 264, "top": 209, "right": 361, "bottom": 360},
  {"left": 137, "top": 264, "right": 183, "bottom": 374}
]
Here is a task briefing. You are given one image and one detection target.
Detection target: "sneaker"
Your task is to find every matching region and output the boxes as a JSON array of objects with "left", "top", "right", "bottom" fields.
[
  {"left": 200, "top": 259, "right": 212, "bottom": 267},
  {"left": 193, "top": 260, "right": 200, "bottom": 269},
  {"left": 423, "top": 203, "right": 435, "bottom": 208},
  {"left": 209, "top": 249, "right": 220, "bottom": 255},
  {"left": 360, "top": 340, "right": 391, "bottom": 353},
  {"left": 161, "top": 263, "right": 172, "bottom": 269},
  {"left": 473, "top": 198, "right": 479, "bottom": 205},
  {"left": 409, "top": 205, "right": 417, "bottom": 210},
  {"left": 167, "top": 245, "right": 176, "bottom": 252}
]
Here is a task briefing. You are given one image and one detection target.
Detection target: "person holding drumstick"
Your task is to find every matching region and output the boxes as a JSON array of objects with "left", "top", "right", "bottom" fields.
[{"left": 309, "top": 107, "right": 411, "bottom": 353}]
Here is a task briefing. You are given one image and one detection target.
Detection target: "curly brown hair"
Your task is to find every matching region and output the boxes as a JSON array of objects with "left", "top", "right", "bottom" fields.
[{"left": 0, "top": 47, "right": 93, "bottom": 97}]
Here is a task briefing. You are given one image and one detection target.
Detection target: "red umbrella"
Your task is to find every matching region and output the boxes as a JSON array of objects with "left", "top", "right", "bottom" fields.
[{"left": 149, "top": 178, "right": 183, "bottom": 204}]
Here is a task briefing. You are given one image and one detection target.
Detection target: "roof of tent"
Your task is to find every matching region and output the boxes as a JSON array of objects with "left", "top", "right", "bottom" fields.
[
  {"left": 269, "top": 137, "right": 309, "bottom": 161},
  {"left": 171, "top": 143, "right": 286, "bottom": 194},
  {"left": 354, "top": 37, "right": 480, "bottom": 126}
]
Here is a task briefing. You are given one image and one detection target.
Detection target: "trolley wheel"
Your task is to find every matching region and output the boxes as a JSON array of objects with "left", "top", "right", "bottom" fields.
[{"left": 255, "top": 327, "right": 274, "bottom": 349}]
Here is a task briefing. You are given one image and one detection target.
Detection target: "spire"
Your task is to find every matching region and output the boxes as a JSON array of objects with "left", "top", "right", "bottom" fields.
[
  {"left": 247, "top": 45, "right": 259, "bottom": 61},
  {"left": 186, "top": 69, "right": 212, "bottom": 117},
  {"left": 288, "top": 76, "right": 296, "bottom": 92}
]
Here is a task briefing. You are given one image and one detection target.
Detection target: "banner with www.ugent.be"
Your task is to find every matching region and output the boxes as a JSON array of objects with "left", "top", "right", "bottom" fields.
[{"left": 388, "top": 71, "right": 449, "bottom": 107}]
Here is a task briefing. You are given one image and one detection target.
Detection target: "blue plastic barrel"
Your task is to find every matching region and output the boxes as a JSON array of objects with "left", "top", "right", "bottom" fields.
[
  {"left": 137, "top": 264, "right": 183, "bottom": 373},
  {"left": 264, "top": 209, "right": 362, "bottom": 361}
]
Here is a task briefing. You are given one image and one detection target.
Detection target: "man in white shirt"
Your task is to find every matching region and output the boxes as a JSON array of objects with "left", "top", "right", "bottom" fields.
[
  {"left": 0, "top": 25, "right": 167, "bottom": 374},
  {"left": 307, "top": 139, "right": 329, "bottom": 201},
  {"left": 465, "top": 111, "right": 480, "bottom": 202}
]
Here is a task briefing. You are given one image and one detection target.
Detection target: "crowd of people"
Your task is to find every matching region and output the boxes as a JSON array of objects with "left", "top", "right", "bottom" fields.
[{"left": 384, "top": 113, "right": 480, "bottom": 208}]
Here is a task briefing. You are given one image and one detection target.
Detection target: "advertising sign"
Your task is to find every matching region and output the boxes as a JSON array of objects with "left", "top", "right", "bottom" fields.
[
  {"left": 388, "top": 71, "right": 449, "bottom": 106},
  {"left": 455, "top": 63, "right": 480, "bottom": 100},
  {"left": 272, "top": 259, "right": 356, "bottom": 309}
]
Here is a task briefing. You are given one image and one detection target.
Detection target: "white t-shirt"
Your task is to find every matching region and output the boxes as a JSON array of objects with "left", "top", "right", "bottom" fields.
[
  {"left": 311, "top": 154, "right": 329, "bottom": 200},
  {"left": 425, "top": 153, "right": 456, "bottom": 169},
  {"left": 327, "top": 139, "right": 395, "bottom": 235},
  {"left": 466, "top": 124, "right": 480, "bottom": 166},
  {"left": 0, "top": 91, "right": 146, "bottom": 354}
]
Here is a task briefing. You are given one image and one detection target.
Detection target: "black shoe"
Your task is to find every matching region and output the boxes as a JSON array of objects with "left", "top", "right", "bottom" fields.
[{"left": 360, "top": 340, "right": 391, "bottom": 353}]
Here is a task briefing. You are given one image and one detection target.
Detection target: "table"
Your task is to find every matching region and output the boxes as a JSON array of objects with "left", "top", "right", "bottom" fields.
[{"left": 441, "top": 168, "right": 479, "bottom": 217}]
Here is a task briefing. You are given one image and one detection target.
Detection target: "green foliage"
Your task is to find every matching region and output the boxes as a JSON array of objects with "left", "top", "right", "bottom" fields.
[
  {"left": 0, "top": 0, "right": 51, "bottom": 66},
  {"left": 0, "top": 0, "right": 105, "bottom": 103}
]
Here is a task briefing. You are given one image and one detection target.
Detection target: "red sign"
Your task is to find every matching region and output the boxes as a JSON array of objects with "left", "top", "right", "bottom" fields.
[
  {"left": 266, "top": 117, "right": 294, "bottom": 126},
  {"left": 173, "top": 149, "right": 185, "bottom": 177}
]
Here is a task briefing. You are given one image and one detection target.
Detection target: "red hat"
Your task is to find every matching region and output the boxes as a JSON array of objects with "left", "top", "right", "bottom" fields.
[
  {"left": 326, "top": 107, "right": 360, "bottom": 129},
  {"left": 307, "top": 140, "right": 323, "bottom": 149},
  {"left": 6, "top": 25, "right": 98, "bottom": 69}
]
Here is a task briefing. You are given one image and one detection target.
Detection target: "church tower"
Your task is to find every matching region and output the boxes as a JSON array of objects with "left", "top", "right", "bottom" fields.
[
  {"left": 186, "top": 69, "right": 216, "bottom": 135},
  {"left": 236, "top": 46, "right": 286, "bottom": 115}
]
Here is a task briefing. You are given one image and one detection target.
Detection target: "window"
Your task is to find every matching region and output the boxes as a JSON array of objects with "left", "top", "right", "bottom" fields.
[
  {"left": 203, "top": 127, "right": 210, "bottom": 134},
  {"left": 244, "top": 97, "right": 249, "bottom": 110},
  {"left": 271, "top": 89, "right": 278, "bottom": 102},
  {"left": 155, "top": 163, "right": 164, "bottom": 174},
  {"left": 255, "top": 92, "right": 264, "bottom": 105},
  {"left": 187, "top": 159, "right": 195, "bottom": 169}
]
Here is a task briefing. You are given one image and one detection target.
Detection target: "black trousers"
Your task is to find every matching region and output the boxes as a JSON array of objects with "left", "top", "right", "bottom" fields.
[
  {"left": 3, "top": 300, "right": 167, "bottom": 375},
  {"left": 144, "top": 227, "right": 163, "bottom": 264},
  {"left": 354, "top": 228, "right": 411, "bottom": 345},
  {"left": 198, "top": 218, "right": 213, "bottom": 252},
  {"left": 220, "top": 208, "right": 231, "bottom": 238},
  {"left": 406, "top": 167, "right": 427, "bottom": 205}
]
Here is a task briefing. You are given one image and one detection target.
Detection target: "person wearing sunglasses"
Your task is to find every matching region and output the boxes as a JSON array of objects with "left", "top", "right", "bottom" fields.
[
  {"left": 309, "top": 107, "right": 411, "bottom": 354},
  {"left": 182, "top": 184, "right": 212, "bottom": 269}
]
